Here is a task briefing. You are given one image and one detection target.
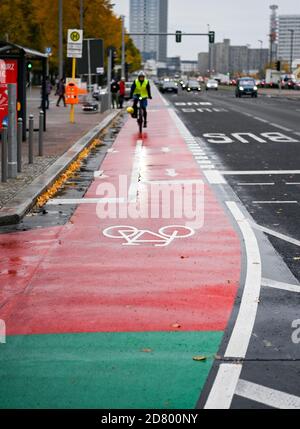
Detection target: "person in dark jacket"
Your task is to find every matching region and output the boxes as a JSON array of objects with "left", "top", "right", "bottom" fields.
[
  {"left": 56, "top": 78, "right": 66, "bottom": 107},
  {"left": 130, "top": 71, "right": 152, "bottom": 127},
  {"left": 111, "top": 79, "right": 120, "bottom": 109}
]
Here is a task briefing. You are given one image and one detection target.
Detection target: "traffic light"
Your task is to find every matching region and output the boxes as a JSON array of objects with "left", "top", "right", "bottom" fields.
[
  {"left": 209, "top": 31, "right": 215, "bottom": 44},
  {"left": 276, "top": 60, "right": 281, "bottom": 71},
  {"left": 27, "top": 61, "right": 33, "bottom": 70},
  {"left": 111, "top": 50, "right": 117, "bottom": 70},
  {"left": 175, "top": 31, "right": 182, "bottom": 43}
]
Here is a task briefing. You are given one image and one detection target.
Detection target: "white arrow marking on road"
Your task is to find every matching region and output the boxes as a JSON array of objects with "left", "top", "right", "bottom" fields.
[
  {"left": 166, "top": 169, "right": 178, "bottom": 177},
  {"left": 94, "top": 170, "right": 109, "bottom": 179},
  {"left": 162, "top": 147, "right": 171, "bottom": 153}
]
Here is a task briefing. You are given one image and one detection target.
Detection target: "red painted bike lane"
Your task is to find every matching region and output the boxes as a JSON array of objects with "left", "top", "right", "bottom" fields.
[{"left": 0, "top": 89, "right": 241, "bottom": 409}]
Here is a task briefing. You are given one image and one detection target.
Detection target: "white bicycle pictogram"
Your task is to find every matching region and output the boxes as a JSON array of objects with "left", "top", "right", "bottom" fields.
[{"left": 103, "top": 225, "right": 195, "bottom": 247}]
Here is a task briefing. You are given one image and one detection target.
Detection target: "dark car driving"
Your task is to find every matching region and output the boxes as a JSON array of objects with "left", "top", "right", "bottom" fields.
[
  {"left": 160, "top": 81, "right": 178, "bottom": 94},
  {"left": 186, "top": 80, "right": 202, "bottom": 92},
  {"left": 235, "top": 78, "right": 258, "bottom": 98}
]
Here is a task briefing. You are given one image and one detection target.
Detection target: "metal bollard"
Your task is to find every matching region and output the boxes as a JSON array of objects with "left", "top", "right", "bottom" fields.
[
  {"left": 1, "top": 124, "right": 8, "bottom": 183},
  {"left": 38, "top": 111, "right": 44, "bottom": 157},
  {"left": 29, "top": 114, "right": 34, "bottom": 164},
  {"left": 17, "top": 118, "right": 23, "bottom": 173}
]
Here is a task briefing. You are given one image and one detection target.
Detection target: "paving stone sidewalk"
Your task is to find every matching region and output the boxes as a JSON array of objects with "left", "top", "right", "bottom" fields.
[{"left": 0, "top": 87, "right": 117, "bottom": 209}]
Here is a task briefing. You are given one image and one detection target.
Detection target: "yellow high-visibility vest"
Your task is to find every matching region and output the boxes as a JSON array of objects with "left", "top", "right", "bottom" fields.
[{"left": 133, "top": 79, "right": 149, "bottom": 98}]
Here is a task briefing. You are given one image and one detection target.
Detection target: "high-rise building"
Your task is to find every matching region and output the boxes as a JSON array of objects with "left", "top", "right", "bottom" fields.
[
  {"left": 130, "top": 0, "right": 168, "bottom": 62},
  {"left": 278, "top": 15, "right": 300, "bottom": 64},
  {"left": 198, "top": 39, "right": 269, "bottom": 75},
  {"left": 198, "top": 52, "right": 209, "bottom": 76}
]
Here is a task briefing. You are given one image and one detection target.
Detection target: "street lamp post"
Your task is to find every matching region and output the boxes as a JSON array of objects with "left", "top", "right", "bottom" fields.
[
  {"left": 121, "top": 15, "right": 125, "bottom": 79},
  {"left": 288, "top": 29, "right": 295, "bottom": 73},
  {"left": 58, "top": 0, "right": 63, "bottom": 79},
  {"left": 80, "top": 0, "right": 84, "bottom": 30}
]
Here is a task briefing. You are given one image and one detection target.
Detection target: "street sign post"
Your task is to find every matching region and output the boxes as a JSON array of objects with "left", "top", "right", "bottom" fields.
[
  {"left": 67, "top": 29, "right": 83, "bottom": 58},
  {"left": 67, "top": 29, "right": 83, "bottom": 124}
]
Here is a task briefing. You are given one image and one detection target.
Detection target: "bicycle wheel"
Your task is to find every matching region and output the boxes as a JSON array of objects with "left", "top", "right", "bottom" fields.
[
  {"left": 138, "top": 107, "right": 143, "bottom": 135},
  {"left": 103, "top": 225, "right": 138, "bottom": 239},
  {"left": 159, "top": 225, "right": 195, "bottom": 239}
]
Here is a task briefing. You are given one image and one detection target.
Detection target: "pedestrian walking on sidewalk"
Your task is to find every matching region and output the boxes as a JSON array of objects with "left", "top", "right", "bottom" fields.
[
  {"left": 111, "top": 79, "right": 120, "bottom": 109},
  {"left": 45, "top": 77, "right": 52, "bottom": 109},
  {"left": 118, "top": 77, "right": 126, "bottom": 109},
  {"left": 56, "top": 78, "right": 66, "bottom": 107}
]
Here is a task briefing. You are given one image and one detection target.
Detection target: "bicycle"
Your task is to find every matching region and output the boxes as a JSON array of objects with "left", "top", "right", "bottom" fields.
[{"left": 136, "top": 96, "right": 144, "bottom": 136}]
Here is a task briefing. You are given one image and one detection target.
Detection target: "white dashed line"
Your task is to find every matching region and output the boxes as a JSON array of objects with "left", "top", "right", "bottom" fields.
[
  {"left": 251, "top": 223, "right": 300, "bottom": 247},
  {"left": 270, "top": 123, "right": 292, "bottom": 132},
  {"left": 204, "top": 170, "right": 227, "bottom": 184},
  {"left": 262, "top": 278, "right": 300, "bottom": 293},
  {"left": 235, "top": 379, "right": 300, "bottom": 409},
  {"left": 237, "top": 182, "right": 275, "bottom": 186},
  {"left": 253, "top": 117, "right": 269, "bottom": 123},
  {"left": 252, "top": 200, "right": 298, "bottom": 204},
  {"left": 204, "top": 364, "right": 242, "bottom": 409},
  {"left": 221, "top": 170, "right": 300, "bottom": 175}
]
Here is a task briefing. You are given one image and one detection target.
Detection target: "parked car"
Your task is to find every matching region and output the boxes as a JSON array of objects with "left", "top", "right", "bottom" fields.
[
  {"left": 160, "top": 81, "right": 178, "bottom": 94},
  {"left": 295, "top": 80, "right": 300, "bottom": 90},
  {"left": 235, "top": 77, "right": 258, "bottom": 98},
  {"left": 186, "top": 80, "right": 202, "bottom": 92},
  {"left": 205, "top": 79, "right": 219, "bottom": 91},
  {"left": 124, "top": 82, "right": 133, "bottom": 100}
]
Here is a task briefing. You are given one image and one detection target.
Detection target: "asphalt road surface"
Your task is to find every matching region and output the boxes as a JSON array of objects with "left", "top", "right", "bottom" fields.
[
  {"left": 163, "top": 85, "right": 300, "bottom": 408},
  {"left": 164, "top": 86, "right": 300, "bottom": 282}
]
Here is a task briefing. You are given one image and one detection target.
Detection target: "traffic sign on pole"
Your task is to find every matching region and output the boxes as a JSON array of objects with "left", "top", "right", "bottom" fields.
[{"left": 67, "top": 29, "right": 83, "bottom": 58}]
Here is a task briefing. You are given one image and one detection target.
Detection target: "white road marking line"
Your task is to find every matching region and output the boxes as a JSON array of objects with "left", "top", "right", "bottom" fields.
[
  {"left": 251, "top": 223, "right": 300, "bottom": 247},
  {"left": 201, "top": 165, "right": 216, "bottom": 169},
  {"left": 203, "top": 170, "right": 227, "bottom": 184},
  {"left": 222, "top": 170, "right": 300, "bottom": 175},
  {"left": 286, "top": 182, "right": 300, "bottom": 185},
  {"left": 262, "top": 277, "right": 300, "bottom": 293},
  {"left": 107, "top": 148, "right": 119, "bottom": 153},
  {"left": 142, "top": 179, "right": 203, "bottom": 185},
  {"left": 252, "top": 200, "right": 298, "bottom": 204},
  {"left": 47, "top": 198, "right": 125, "bottom": 205},
  {"left": 235, "top": 379, "right": 300, "bottom": 409},
  {"left": 204, "top": 364, "right": 242, "bottom": 409},
  {"left": 243, "top": 112, "right": 253, "bottom": 117},
  {"left": 160, "top": 96, "right": 170, "bottom": 106},
  {"left": 195, "top": 156, "right": 209, "bottom": 160},
  {"left": 197, "top": 160, "right": 213, "bottom": 164},
  {"left": 128, "top": 139, "right": 143, "bottom": 202},
  {"left": 225, "top": 202, "right": 261, "bottom": 359},
  {"left": 162, "top": 147, "right": 171, "bottom": 153},
  {"left": 254, "top": 117, "right": 269, "bottom": 123},
  {"left": 270, "top": 123, "right": 292, "bottom": 132},
  {"left": 237, "top": 182, "right": 275, "bottom": 186},
  {"left": 166, "top": 168, "right": 178, "bottom": 177}
]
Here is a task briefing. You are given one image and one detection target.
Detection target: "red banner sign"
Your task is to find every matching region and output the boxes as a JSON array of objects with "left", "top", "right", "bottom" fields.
[{"left": 0, "top": 59, "right": 18, "bottom": 130}]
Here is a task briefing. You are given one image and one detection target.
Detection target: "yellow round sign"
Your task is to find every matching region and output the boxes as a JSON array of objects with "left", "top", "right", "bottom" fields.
[{"left": 70, "top": 31, "right": 80, "bottom": 42}]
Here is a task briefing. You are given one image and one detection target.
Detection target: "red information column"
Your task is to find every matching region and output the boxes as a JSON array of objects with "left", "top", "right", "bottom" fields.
[{"left": 0, "top": 59, "right": 18, "bottom": 130}]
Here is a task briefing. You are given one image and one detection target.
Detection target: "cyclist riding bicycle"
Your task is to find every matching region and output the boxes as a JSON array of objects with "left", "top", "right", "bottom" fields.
[{"left": 130, "top": 71, "right": 152, "bottom": 128}]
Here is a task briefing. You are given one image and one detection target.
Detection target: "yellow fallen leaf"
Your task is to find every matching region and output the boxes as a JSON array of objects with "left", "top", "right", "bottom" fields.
[{"left": 193, "top": 356, "right": 207, "bottom": 362}]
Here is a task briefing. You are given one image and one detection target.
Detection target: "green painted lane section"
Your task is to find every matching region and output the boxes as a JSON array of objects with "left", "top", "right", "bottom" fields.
[{"left": 0, "top": 331, "right": 222, "bottom": 409}]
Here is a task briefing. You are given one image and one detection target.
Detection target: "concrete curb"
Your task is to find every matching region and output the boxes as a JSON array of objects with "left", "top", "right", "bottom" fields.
[{"left": 0, "top": 110, "right": 121, "bottom": 226}]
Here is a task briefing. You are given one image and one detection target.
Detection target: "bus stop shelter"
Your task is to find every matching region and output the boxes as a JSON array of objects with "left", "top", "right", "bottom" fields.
[{"left": 0, "top": 42, "right": 48, "bottom": 140}]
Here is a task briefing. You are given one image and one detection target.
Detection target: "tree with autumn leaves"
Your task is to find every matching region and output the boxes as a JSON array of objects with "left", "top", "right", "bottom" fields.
[{"left": 0, "top": 0, "right": 141, "bottom": 74}]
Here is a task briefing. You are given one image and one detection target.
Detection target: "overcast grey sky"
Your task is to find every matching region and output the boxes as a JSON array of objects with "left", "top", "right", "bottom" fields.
[{"left": 112, "top": 0, "right": 299, "bottom": 60}]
